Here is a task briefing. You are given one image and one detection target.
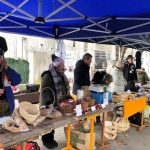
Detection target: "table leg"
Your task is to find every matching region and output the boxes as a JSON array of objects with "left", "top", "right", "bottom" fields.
[
  {"left": 89, "top": 116, "right": 95, "bottom": 150},
  {"left": 99, "top": 112, "right": 107, "bottom": 150},
  {"left": 139, "top": 111, "right": 145, "bottom": 130},
  {"left": 62, "top": 124, "right": 75, "bottom": 150}
]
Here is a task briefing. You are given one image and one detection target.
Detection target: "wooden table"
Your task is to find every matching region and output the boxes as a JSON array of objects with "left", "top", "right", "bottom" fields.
[{"left": 0, "top": 104, "right": 115, "bottom": 150}]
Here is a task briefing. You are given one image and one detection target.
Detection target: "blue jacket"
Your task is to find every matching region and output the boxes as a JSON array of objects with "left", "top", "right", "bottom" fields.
[{"left": 3, "top": 67, "right": 21, "bottom": 113}]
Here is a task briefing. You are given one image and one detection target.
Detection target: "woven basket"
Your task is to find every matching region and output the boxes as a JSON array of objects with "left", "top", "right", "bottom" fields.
[
  {"left": 113, "top": 118, "right": 130, "bottom": 133},
  {"left": 19, "top": 102, "right": 40, "bottom": 124},
  {"left": 60, "top": 105, "right": 74, "bottom": 115},
  {"left": 104, "top": 125, "right": 117, "bottom": 140}
]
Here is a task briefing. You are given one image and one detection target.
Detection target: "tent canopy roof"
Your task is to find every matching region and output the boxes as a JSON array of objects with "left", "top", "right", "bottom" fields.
[{"left": 1, "top": 0, "right": 150, "bottom": 50}]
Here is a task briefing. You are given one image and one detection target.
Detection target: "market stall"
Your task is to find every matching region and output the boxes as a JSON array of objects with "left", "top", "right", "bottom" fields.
[{"left": 0, "top": 103, "right": 115, "bottom": 150}]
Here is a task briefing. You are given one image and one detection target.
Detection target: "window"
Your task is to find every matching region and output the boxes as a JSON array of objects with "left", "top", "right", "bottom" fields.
[{"left": 94, "top": 50, "right": 107, "bottom": 70}]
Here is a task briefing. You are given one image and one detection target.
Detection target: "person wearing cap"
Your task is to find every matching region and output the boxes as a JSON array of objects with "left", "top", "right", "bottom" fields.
[
  {"left": 73, "top": 53, "right": 92, "bottom": 95},
  {"left": 40, "top": 54, "right": 71, "bottom": 149},
  {"left": 110, "top": 61, "right": 126, "bottom": 93},
  {"left": 0, "top": 36, "right": 21, "bottom": 117},
  {"left": 123, "top": 55, "right": 138, "bottom": 92}
]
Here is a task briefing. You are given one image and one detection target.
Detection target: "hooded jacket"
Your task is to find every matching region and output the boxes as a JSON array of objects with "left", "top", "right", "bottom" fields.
[{"left": 73, "top": 59, "right": 90, "bottom": 95}]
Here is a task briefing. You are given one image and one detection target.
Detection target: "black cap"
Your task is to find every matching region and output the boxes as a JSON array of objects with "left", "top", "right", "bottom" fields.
[{"left": 0, "top": 36, "right": 8, "bottom": 54}]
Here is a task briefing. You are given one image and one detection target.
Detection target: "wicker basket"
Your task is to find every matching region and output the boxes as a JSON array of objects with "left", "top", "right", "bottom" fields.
[
  {"left": 113, "top": 118, "right": 130, "bottom": 133},
  {"left": 60, "top": 105, "right": 74, "bottom": 115},
  {"left": 104, "top": 125, "right": 117, "bottom": 140},
  {"left": 19, "top": 102, "right": 40, "bottom": 124}
]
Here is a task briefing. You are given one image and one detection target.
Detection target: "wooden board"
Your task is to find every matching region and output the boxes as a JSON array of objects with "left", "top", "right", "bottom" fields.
[
  {"left": 0, "top": 104, "right": 115, "bottom": 148},
  {"left": 123, "top": 97, "right": 147, "bottom": 119}
]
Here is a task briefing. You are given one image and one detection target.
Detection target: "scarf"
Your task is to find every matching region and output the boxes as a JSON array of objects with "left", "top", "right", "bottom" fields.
[{"left": 49, "top": 64, "right": 70, "bottom": 102}]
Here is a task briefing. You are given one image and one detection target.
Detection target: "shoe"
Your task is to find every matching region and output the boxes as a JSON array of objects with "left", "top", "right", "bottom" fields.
[{"left": 43, "top": 140, "right": 58, "bottom": 149}]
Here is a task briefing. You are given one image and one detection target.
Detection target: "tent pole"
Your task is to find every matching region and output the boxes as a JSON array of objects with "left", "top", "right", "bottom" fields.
[
  {"left": 121, "top": 39, "right": 137, "bottom": 49},
  {"left": 98, "top": 37, "right": 117, "bottom": 44},
  {"left": 59, "top": 18, "right": 111, "bottom": 37},
  {"left": 82, "top": 28, "right": 109, "bottom": 34},
  {"left": 0, "top": 0, "right": 29, "bottom": 22},
  {"left": 46, "top": 17, "right": 83, "bottom": 22},
  {"left": 0, "top": 26, "right": 25, "bottom": 29},
  {"left": 84, "top": 18, "right": 111, "bottom": 29},
  {"left": 123, "top": 42, "right": 143, "bottom": 47},
  {"left": 58, "top": 0, "right": 111, "bottom": 32},
  {"left": 29, "top": 27, "right": 54, "bottom": 37},
  {"left": 45, "top": 0, "right": 76, "bottom": 20},
  {"left": 0, "top": 0, "right": 35, "bottom": 19},
  {"left": 117, "top": 21, "right": 150, "bottom": 33},
  {"left": 7, "top": 14, "right": 33, "bottom": 21},
  {"left": 4, "top": 18, "right": 27, "bottom": 27},
  {"left": 117, "top": 17, "right": 150, "bottom": 21}
]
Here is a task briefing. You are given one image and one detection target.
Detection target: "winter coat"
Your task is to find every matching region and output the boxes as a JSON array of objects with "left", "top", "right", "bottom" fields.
[
  {"left": 123, "top": 62, "right": 137, "bottom": 82},
  {"left": 1, "top": 67, "right": 21, "bottom": 113},
  {"left": 73, "top": 60, "right": 90, "bottom": 95},
  {"left": 110, "top": 67, "right": 125, "bottom": 93},
  {"left": 40, "top": 70, "right": 70, "bottom": 107}
]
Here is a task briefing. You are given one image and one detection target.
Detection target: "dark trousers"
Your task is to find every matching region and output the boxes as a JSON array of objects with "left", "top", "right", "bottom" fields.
[{"left": 42, "top": 130, "right": 55, "bottom": 143}]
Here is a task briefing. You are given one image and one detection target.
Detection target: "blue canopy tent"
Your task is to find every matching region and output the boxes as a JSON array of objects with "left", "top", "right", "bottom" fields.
[{"left": 1, "top": 0, "right": 150, "bottom": 50}]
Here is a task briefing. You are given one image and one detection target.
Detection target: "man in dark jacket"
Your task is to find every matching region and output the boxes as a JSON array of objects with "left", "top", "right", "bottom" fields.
[
  {"left": 123, "top": 55, "right": 138, "bottom": 92},
  {"left": 40, "top": 54, "right": 71, "bottom": 149},
  {"left": 73, "top": 53, "right": 92, "bottom": 95}
]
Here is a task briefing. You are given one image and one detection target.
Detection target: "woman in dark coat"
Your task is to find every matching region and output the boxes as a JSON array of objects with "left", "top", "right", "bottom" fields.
[
  {"left": 73, "top": 53, "right": 92, "bottom": 95},
  {"left": 40, "top": 54, "right": 71, "bottom": 149}
]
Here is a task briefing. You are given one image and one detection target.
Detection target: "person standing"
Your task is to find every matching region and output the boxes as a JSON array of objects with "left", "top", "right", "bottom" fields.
[
  {"left": 0, "top": 36, "right": 21, "bottom": 117},
  {"left": 40, "top": 54, "right": 71, "bottom": 149},
  {"left": 73, "top": 53, "right": 92, "bottom": 95},
  {"left": 123, "top": 55, "right": 138, "bottom": 92},
  {"left": 110, "top": 61, "right": 125, "bottom": 93}
]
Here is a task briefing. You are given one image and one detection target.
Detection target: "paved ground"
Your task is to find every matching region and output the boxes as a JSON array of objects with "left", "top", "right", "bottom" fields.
[{"left": 37, "top": 122, "right": 150, "bottom": 150}]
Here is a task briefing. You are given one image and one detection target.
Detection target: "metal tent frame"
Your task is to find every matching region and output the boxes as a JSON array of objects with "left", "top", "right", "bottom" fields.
[{"left": 1, "top": 0, "right": 150, "bottom": 50}]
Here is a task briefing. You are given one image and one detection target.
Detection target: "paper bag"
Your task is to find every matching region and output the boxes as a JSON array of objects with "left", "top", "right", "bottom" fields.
[{"left": 64, "top": 127, "right": 95, "bottom": 150}]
